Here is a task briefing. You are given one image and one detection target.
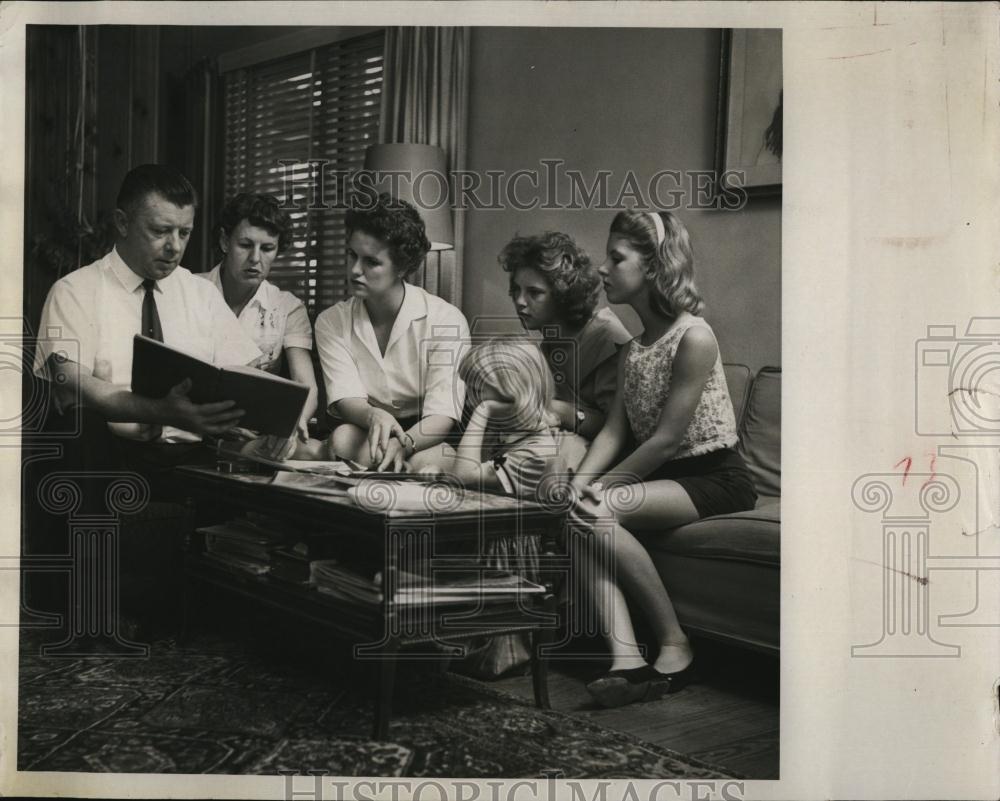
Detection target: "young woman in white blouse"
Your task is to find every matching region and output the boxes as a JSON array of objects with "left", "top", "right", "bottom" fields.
[{"left": 314, "top": 193, "right": 469, "bottom": 472}]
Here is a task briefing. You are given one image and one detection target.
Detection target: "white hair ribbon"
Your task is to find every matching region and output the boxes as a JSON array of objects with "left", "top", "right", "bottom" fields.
[{"left": 648, "top": 211, "right": 666, "bottom": 245}]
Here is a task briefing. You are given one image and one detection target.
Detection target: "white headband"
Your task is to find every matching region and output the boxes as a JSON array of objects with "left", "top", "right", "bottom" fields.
[{"left": 648, "top": 211, "right": 666, "bottom": 245}]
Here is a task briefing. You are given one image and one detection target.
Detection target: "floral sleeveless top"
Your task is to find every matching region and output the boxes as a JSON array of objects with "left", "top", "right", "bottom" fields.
[{"left": 624, "top": 317, "right": 738, "bottom": 458}]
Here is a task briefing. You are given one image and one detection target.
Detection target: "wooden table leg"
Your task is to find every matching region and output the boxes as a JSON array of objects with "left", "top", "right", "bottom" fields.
[
  {"left": 372, "top": 640, "right": 399, "bottom": 739},
  {"left": 177, "top": 576, "right": 191, "bottom": 645},
  {"left": 531, "top": 626, "right": 552, "bottom": 709}
]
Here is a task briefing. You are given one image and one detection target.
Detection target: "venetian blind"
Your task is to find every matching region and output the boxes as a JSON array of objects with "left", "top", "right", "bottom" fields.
[{"left": 223, "top": 30, "right": 384, "bottom": 315}]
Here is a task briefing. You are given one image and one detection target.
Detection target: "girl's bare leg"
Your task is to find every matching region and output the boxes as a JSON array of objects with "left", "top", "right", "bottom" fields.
[
  {"left": 572, "top": 479, "right": 699, "bottom": 672},
  {"left": 407, "top": 442, "right": 456, "bottom": 472},
  {"left": 329, "top": 423, "right": 368, "bottom": 463},
  {"left": 570, "top": 530, "right": 645, "bottom": 670}
]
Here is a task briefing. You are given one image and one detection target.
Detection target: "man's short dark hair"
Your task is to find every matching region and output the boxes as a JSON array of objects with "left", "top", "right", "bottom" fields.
[
  {"left": 216, "top": 193, "right": 292, "bottom": 252},
  {"left": 116, "top": 164, "right": 198, "bottom": 216}
]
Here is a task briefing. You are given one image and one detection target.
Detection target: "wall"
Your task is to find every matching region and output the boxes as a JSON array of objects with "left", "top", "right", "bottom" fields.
[
  {"left": 23, "top": 26, "right": 162, "bottom": 330},
  {"left": 462, "top": 28, "right": 781, "bottom": 371}
]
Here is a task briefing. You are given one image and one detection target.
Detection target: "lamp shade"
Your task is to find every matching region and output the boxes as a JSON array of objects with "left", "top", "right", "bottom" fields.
[{"left": 363, "top": 144, "right": 454, "bottom": 251}]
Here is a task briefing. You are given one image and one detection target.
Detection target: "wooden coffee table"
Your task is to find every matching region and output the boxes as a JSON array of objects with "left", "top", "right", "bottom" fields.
[{"left": 175, "top": 465, "right": 563, "bottom": 739}]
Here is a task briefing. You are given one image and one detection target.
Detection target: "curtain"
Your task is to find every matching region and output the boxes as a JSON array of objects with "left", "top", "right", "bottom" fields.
[
  {"left": 24, "top": 25, "right": 102, "bottom": 331},
  {"left": 180, "top": 57, "right": 223, "bottom": 272},
  {"left": 220, "top": 32, "right": 385, "bottom": 313},
  {"left": 379, "top": 27, "right": 470, "bottom": 308}
]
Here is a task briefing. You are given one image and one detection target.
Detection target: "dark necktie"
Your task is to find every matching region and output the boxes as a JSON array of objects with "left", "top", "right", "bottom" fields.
[{"left": 141, "top": 279, "right": 163, "bottom": 342}]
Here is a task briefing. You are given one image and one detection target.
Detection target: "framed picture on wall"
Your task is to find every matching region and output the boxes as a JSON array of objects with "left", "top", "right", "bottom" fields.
[{"left": 717, "top": 28, "right": 782, "bottom": 194}]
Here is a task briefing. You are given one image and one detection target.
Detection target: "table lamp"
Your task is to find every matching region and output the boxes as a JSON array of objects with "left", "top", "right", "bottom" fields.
[{"left": 363, "top": 143, "right": 454, "bottom": 251}]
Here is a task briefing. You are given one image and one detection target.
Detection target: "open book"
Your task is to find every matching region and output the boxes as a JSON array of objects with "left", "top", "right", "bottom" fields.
[{"left": 130, "top": 335, "right": 309, "bottom": 437}]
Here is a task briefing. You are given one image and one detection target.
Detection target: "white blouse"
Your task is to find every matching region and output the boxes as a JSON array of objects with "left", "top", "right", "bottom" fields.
[
  {"left": 200, "top": 264, "right": 313, "bottom": 374},
  {"left": 314, "top": 283, "right": 469, "bottom": 422}
]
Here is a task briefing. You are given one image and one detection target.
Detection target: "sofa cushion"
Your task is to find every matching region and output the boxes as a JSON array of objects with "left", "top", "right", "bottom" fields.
[
  {"left": 650, "top": 555, "right": 779, "bottom": 654},
  {"left": 723, "top": 363, "right": 753, "bottom": 426},
  {"left": 640, "top": 503, "right": 780, "bottom": 566},
  {"left": 738, "top": 367, "right": 781, "bottom": 498}
]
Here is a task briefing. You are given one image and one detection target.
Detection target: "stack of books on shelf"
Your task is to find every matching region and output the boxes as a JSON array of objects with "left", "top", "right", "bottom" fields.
[
  {"left": 197, "top": 517, "right": 288, "bottom": 576},
  {"left": 269, "top": 541, "right": 315, "bottom": 585},
  {"left": 308, "top": 560, "right": 547, "bottom": 607}
]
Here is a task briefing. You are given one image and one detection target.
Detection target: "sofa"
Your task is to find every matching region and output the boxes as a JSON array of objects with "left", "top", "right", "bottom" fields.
[{"left": 640, "top": 365, "right": 781, "bottom": 656}]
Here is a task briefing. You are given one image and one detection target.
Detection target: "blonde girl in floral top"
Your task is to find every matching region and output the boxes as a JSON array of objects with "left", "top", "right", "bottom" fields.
[{"left": 569, "top": 210, "right": 756, "bottom": 708}]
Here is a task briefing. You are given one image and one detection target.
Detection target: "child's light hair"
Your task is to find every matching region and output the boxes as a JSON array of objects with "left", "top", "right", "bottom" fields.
[
  {"left": 459, "top": 337, "right": 558, "bottom": 433},
  {"left": 609, "top": 209, "right": 704, "bottom": 317}
]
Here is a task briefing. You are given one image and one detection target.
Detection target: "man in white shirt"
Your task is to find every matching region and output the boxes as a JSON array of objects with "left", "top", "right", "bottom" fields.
[
  {"left": 30, "top": 164, "right": 266, "bottom": 640},
  {"left": 34, "top": 164, "right": 262, "bottom": 496}
]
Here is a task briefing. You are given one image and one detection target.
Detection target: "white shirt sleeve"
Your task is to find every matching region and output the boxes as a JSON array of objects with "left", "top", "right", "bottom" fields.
[
  {"left": 315, "top": 308, "right": 368, "bottom": 408},
  {"left": 206, "top": 287, "right": 262, "bottom": 367},
  {"left": 420, "top": 304, "right": 470, "bottom": 422},
  {"left": 33, "top": 278, "right": 97, "bottom": 379},
  {"left": 281, "top": 296, "right": 313, "bottom": 351}
]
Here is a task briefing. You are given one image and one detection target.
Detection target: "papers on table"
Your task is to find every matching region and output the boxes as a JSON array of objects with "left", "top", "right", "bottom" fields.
[{"left": 270, "top": 470, "right": 351, "bottom": 497}]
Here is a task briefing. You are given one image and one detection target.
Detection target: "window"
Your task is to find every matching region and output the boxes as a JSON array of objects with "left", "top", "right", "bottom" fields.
[{"left": 223, "top": 30, "right": 384, "bottom": 316}]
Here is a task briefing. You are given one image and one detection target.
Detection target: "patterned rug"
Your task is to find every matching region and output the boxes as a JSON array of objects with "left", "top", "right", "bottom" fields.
[{"left": 17, "top": 627, "right": 735, "bottom": 779}]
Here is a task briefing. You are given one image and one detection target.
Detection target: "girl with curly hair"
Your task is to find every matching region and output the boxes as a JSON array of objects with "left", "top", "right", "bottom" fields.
[
  {"left": 500, "top": 231, "right": 631, "bottom": 468},
  {"left": 568, "top": 210, "right": 756, "bottom": 707},
  {"left": 314, "top": 193, "right": 469, "bottom": 471}
]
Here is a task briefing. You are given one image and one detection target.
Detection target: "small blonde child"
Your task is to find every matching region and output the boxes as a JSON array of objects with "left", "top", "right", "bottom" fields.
[
  {"left": 418, "top": 337, "right": 566, "bottom": 679},
  {"left": 420, "top": 337, "right": 562, "bottom": 496}
]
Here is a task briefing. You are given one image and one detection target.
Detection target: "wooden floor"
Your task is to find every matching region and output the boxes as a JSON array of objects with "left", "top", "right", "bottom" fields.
[{"left": 491, "top": 637, "right": 779, "bottom": 779}]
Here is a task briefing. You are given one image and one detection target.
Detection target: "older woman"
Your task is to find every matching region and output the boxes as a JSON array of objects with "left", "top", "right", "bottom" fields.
[
  {"left": 501, "top": 231, "right": 631, "bottom": 468},
  {"left": 314, "top": 193, "right": 469, "bottom": 472},
  {"left": 201, "top": 193, "right": 319, "bottom": 443}
]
